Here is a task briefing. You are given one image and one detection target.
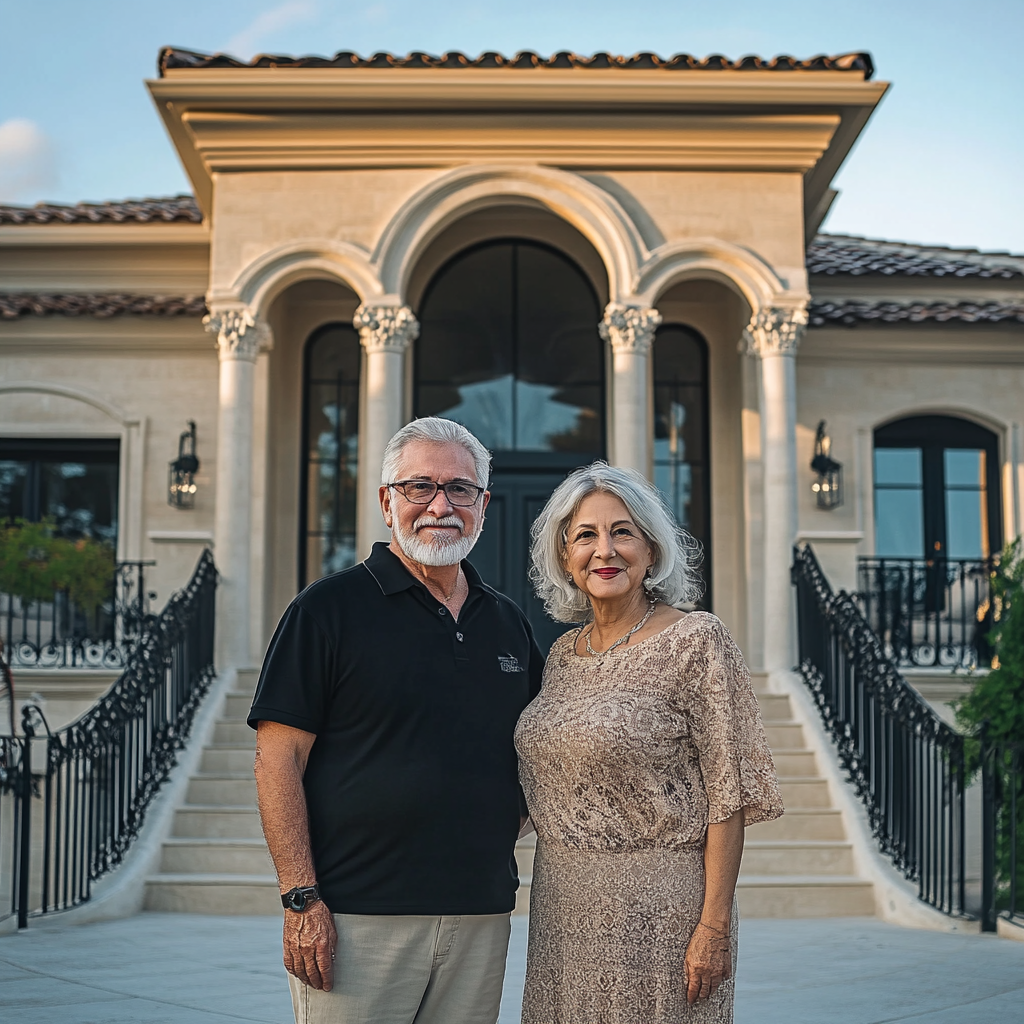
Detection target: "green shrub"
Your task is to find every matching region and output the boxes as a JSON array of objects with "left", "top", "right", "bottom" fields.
[{"left": 0, "top": 518, "right": 115, "bottom": 615}]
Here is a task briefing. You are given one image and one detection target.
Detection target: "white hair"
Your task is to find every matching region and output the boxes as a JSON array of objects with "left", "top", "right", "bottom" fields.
[
  {"left": 529, "top": 461, "right": 704, "bottom": 622},
  {"left": 380, "top": 417, "right": 492, "bottom": 488}
]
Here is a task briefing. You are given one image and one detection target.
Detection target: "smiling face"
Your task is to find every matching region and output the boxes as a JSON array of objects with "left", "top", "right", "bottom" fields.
[
  {"left": 379, "top": 439, "right": 489, "bottom": 568},
  {"left": 563, "top": 490, "right": 654, "bottom": 608}
]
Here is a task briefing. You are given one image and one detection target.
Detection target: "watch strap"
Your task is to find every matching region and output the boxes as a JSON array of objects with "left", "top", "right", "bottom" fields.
[{"left": 281, "top": 884, "right": 321, "bottom": 912}]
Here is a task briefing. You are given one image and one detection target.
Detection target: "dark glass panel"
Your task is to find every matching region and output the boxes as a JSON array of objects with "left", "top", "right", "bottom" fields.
[
  {"left": 301, "top": 324, "right": 360, "bottom": 585},
  {"left": 0, "top": 460, "right": 29, "bottom": 520},
  {"left": 415, "top": 240, "right": 602, "bottom": 454}
]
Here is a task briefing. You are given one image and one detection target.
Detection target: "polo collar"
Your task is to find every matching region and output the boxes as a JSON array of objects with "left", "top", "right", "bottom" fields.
[{"left": 363, "top": 541, "right": 488, "bottom": 597}]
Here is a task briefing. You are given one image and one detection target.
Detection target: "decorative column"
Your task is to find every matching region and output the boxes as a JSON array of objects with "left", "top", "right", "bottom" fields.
[
  {"left": 600, "top": 303, "right": 662, "bottom": 475},
  {"left": 204, "top": 306, "right": 268, "bottom": 669},
  {"left": 354, "top": 304, "right": 419, "bottom": 557},
  {"left": 743, "top": 305, "right": 808, "bottom": 674}
]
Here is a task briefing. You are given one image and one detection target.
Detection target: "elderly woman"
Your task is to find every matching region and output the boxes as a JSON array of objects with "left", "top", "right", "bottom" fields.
[{"left": 515, "top": 463, "right": 783, "bottom": 1024}]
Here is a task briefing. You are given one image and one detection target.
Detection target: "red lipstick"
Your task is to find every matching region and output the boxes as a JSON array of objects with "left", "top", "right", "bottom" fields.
[{"left": 592, "top": 567, "right": 623, "bottom": 579}]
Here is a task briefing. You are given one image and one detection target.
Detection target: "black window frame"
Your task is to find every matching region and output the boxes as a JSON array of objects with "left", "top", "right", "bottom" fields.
[{"left": 874, "top": 415, "right": 1002, "bottom": 561}]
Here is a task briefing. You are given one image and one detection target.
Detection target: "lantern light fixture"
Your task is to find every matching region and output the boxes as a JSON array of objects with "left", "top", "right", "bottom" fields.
[
  {"left": 168, "top": 421, "right": 200, "bottom": 510},
  {"left": 810, "top": 420, "right": 843, "bottom": 510}
]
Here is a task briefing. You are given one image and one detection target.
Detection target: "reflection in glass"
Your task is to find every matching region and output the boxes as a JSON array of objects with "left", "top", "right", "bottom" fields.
[
  {"left": 302, "top": 324, "right": 360, "bottom": 585},
  {"left": 416, "top": 241, "right": 602, "bottom": 453},
  {"left": 945, "top": 449, "right": 987, "bottom": 558},
  {"left": 874, "top": 448, "right": 924, "bottom": 557},
  {"left": 0, "top": 442, "right": 119, "bottom": 543},
  {"left": 653, "top": 325, "right": 709, "bottom": 603}
]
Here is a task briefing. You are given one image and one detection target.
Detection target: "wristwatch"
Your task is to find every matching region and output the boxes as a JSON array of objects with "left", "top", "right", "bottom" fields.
[{"left": 281, "top": 884, "right": 321, "bottom": 912}]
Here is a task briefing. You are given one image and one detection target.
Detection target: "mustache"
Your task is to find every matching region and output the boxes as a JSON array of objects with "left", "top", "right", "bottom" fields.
[{"left": 413, "top": 514, "right": 464, "bottom": 532}]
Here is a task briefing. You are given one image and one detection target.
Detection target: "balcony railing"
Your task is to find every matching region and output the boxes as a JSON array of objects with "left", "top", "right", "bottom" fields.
[
  {"left": 0, "top": 561, "right": 156, "bottom": 670},
  {"left": 856, "top": 557, "right": 993, "bottom": 671}
]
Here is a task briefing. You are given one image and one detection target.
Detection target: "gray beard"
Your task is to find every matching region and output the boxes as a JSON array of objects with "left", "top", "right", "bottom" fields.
[{"left": 392, "top": 514, "right": 482, "bottom": 567}]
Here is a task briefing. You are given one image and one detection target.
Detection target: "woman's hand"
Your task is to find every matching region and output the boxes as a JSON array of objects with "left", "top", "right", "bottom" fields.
[{"left": 684, "top": 920, "right": 731, "bottom": 1004}]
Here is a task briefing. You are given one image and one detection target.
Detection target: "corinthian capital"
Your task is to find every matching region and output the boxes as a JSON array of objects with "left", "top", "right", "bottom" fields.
[
  {"left": 741, "top": 305, "right": 808, "bottom": 358},
  {"left": 354, "top": 304, "right": 419, "bottom": 353},
  {"left": 203, "top": 306, "right": 269, "bottom": 361},
  {"left": 599, "top": 303, "right": 662, "bottom": 354}
]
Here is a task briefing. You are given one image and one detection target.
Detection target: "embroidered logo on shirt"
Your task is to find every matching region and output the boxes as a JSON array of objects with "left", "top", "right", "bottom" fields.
[{"left": 498, "top": 653, "right": 524, "bottom": 673}]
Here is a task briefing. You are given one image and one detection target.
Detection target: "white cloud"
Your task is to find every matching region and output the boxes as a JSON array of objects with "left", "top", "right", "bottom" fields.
[
  {"left": 0, "top": 119, "right": 58, "bottom": 204},
  {"left": 226, "top": 1, "right": 319, "bottom": 59}
]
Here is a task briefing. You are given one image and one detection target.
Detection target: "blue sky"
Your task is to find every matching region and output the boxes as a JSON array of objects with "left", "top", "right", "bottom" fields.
[{"left": 1, "top": 0, "right": 1021, "bottom": 251}]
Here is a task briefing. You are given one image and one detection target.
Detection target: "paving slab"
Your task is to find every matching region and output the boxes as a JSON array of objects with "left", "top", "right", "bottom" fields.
[{"left": 1, "top": 912, "right": 1023, "bottom": 1024}]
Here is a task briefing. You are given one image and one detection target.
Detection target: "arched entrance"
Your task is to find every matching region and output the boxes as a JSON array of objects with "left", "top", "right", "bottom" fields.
[{"left": 415, "top": 239, "right": 605, "bottom": 648}]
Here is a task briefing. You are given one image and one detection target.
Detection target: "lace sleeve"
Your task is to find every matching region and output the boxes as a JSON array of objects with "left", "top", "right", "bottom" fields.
[{"left": 685, "top": 616, "right": 784, "bottom": 827}]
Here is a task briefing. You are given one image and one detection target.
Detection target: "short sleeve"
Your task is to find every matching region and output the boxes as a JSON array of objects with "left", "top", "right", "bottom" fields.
[
  {"left": 686, "top": 617, "right": 784, "bottom": 827},
  {"left": 247, "top": 601, "right": 337, "bottom": 734}
]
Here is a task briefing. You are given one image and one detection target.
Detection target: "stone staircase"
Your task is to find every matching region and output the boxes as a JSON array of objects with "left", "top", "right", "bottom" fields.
[
  {"left": 512, "top": 673, "right": 875, "bottom": 917},
  {"left": 145, "top": 669, "right": 279, "bottom": 914},
  {"left": 147, "top": 668, "right": 873, "bottom": 918}
]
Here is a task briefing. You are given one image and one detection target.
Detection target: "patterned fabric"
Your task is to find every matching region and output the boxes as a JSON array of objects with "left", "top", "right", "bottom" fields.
[{"left": 515, "top": 612, "right": 783, "bottom": 1023}]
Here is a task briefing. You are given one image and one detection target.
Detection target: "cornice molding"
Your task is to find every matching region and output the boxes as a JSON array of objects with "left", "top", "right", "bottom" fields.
[
  {"left": 0, "top": 293, "right": 206, "bottom": 319},
  {"left": 353, "top": 304, "right": 419, "bottom": 353}
]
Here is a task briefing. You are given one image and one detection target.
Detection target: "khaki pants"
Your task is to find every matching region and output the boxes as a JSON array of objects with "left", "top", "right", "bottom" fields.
[{"left": 288, "top": 913, "right": 511, "bottom": 1024}]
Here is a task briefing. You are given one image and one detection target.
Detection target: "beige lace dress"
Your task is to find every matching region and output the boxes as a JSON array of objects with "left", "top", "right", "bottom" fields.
[{"left": 514, "top": 612, "right": 783, "bottom": 1024}]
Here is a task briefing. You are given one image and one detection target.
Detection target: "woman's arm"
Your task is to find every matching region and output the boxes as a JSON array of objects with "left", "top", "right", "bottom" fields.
[{"left": 685, "top": 808, "right": 745, "bottom": 1003}]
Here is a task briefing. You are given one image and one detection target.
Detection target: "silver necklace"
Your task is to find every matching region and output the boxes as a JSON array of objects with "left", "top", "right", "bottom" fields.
[{"left": 584, "top": 600, "right": 657, "bottom": 656}]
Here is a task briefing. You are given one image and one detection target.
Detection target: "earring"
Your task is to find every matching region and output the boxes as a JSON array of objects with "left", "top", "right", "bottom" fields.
[
  {"left": 565, "top": 571, "right": 575, "bottom": 586},
  {"left": 643, "top": 568, "right": 655, "bottom": 594}
]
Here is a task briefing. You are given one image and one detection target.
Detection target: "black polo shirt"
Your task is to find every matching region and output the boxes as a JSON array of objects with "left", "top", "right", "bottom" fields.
[{"left": 248, "top": 542, "right": 544, "bottom": 915}]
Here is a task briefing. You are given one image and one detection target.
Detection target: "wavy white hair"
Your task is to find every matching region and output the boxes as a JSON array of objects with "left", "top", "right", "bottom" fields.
[
  {"left": 380, "top": 417, "right": 491, "bottom": 487},
  {"left": 530, "top": 462, "right": 704, "bottom": 622}
]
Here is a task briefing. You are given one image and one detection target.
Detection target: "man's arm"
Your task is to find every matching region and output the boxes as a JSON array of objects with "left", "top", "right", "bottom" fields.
[{"left": 254, "top": 720, "right": 336, "bottom": 991}]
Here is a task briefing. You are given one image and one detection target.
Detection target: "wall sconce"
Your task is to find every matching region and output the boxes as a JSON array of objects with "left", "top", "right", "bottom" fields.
[
  {"left": 810, "top": 420, "right": 843, "bottom": 510},
  {"left": 168, "top": 421, "right": 200, "bottom": 510}
]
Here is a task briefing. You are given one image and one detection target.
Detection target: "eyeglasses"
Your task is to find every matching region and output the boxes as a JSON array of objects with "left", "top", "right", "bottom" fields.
[{"left": 387, "top": 480, "right": 485, "bottom": 507}]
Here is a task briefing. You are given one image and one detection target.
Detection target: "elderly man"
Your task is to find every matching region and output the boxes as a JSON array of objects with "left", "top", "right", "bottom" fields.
[{"left": 249, "top": 417, "right": 543, "bottom": 1024}]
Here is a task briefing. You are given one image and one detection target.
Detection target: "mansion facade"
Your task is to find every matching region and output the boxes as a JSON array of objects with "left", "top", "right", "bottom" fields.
[{"left": 2, "top": 47, "right": 1023, "bottom": 679}]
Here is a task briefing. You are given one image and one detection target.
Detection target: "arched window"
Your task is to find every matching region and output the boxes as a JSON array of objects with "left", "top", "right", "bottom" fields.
[
  {"left": 653, "top": 324, "right": 710, "bottom": 604},
  {"left": 874, "top": 415, "right": 1001, "bottom": 561},
  {"left": 415, "top": 240, "right": 603, "bottom": 453},
  {"left": 299, "top": 323, "right": 361, "bottom": 587}
]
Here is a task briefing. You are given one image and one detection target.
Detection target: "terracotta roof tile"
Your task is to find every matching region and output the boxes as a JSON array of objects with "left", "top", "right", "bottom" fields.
[
  {"left": 809, "top": 234, "right": 1024, "bottom": 279},
  {"left": 808, "top": 300, "right": 1024, "bottom": 327},
  {"left": 0, "top": 196, "right": 202, "bottom": 225},
  {"left": 158, "top": 47, "right": 873, "bottom": 78},
  {"left": 0, "top": 294, "right": 207, "bottom": 319}
]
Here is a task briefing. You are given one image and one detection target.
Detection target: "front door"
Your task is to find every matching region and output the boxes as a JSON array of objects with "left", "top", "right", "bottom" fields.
[{"left": 415, "top": 239, "right": 605, "bottom": 651}]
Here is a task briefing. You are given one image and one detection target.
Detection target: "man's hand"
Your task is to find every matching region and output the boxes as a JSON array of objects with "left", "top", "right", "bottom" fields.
[{"left": 283, "top": 901, "right": 337, "bottom": 991}]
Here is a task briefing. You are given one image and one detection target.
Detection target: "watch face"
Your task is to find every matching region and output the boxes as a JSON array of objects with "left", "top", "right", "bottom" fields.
[{"left": 288, "top": 891, "right": 307, "bottom": 911}]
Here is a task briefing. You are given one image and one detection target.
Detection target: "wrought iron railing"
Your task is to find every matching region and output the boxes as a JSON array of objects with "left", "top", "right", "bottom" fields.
[
  {"left": 981, "top": 739, "right": 1024, "bottom": 931},
  {"left": 856, "top": 557, "right": 992, "bottom": 671},
  {"left": 794, "top": 544, "right": 967, "bottom": 915},
  {"left": 0, "top": 549, "right": 215, "bottom": 927},
  {"left": 0, "top": 560, "right": 157, "bottom": 669}
]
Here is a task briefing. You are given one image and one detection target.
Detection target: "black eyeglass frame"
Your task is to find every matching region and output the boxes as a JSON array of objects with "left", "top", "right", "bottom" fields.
[{"left": 386, "top": 479, "right": 487, "bottom": 507}]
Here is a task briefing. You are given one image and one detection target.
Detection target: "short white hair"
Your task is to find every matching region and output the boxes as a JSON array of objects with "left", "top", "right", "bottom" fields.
[
  {"left": 380, "top": 417, "right": 492, "bottom": 488},
  {"left": 529, "top": 461, "right": 704, "bottom": 622}
]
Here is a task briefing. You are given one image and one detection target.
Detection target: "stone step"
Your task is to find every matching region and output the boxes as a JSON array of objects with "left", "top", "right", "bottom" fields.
[
  {"left": 223, "top": 692, "right": 254, "bottom": 721},
  {"left": 235, "top": 669, "right": 260, "bottom": 697},
  {"left": 187, "top": 773, "right": 257, "bottom": 807},
  {"left": 160, "top": 837, "right": 274, "bottom": 875},
  {"left": 144, "top": 873, "right": 280, "bottom": 915},
  {"left": 213, "top": 721, "right": 256, "bottom": 745},
  {"left": 173, "top": 805, "right": 264, "bottom": 839},
  {"left": 201, "top": 745, "right": 256, "bottom": 773},
  {"left": 763, "top": 723, "right": 805, "bottom": 749},
  {"left": 777, "top": 777, "right": 831, "bottom": 809},
  {"left": 756, "top": 694, "right": 793, "bottom": 722},
  {"left": 749, "top": 673, "right": 770, "bottom": 694},
  {"left": 770, "top": 750, "right": 818, "bottom": 777},
  {"left": 747, "top": 808, "right": 847, "bottom": 841},
  {"left": 741, "top": 840, "right": 856, "bottom": 876},
  {"left": 736, "top": 875, "right": 875, "bottom": 918}
]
